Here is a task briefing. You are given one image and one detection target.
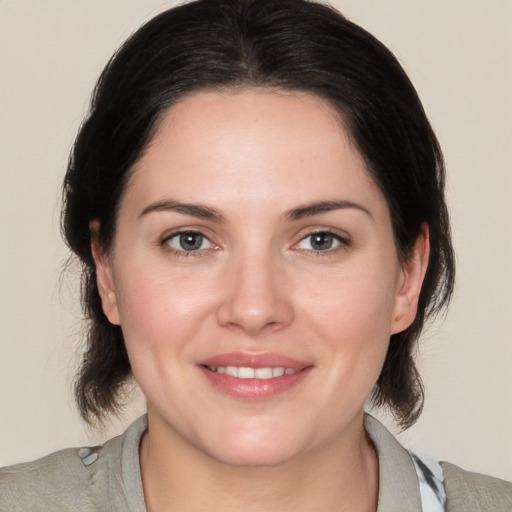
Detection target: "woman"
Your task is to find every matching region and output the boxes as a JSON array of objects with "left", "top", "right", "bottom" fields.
[{"left": 1, "top": 0, "right": 510, "bottom": 510}]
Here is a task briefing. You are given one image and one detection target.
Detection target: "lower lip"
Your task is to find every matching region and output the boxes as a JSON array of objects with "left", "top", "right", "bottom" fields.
[{"left": 199, "top": 366, "right": 312, "bottom": 400}]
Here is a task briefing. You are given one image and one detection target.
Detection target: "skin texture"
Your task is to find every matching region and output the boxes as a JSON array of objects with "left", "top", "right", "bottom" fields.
[{"left": 92, "top": 89, "right": 429, "bottom": 511}]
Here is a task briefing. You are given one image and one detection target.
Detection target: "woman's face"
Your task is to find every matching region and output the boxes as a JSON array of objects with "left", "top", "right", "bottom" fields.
[{"left": 94, "top": 89, "right": 425, "bottom": 466}]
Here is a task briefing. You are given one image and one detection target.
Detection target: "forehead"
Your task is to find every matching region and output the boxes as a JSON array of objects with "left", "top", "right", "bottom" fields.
[{"left": 123, "top": 88, "right": 386, "bottom": 219}]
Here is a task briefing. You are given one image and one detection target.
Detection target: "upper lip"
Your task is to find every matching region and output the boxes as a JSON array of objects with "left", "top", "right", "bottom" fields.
[{"left": 199, "top": 352, "right": 310, "bottom": 370}]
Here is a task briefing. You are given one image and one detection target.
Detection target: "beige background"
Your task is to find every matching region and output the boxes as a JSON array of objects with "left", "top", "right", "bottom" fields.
[{"left": 1, "top": 1, "right": 511, "bottom": 480}]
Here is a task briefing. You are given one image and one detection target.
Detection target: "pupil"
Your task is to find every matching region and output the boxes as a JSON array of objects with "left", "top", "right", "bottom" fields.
[
  {"left": 180, "top": 233, "right": 202, "bottom": 251},
  {"left": 311, "top": 233, "right": 333, "bottom": 250}
]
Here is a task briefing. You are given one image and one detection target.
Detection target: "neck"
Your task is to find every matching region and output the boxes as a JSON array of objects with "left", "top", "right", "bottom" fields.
[{"left": 140, "top": 410, "right": 379, "bottom": 512}]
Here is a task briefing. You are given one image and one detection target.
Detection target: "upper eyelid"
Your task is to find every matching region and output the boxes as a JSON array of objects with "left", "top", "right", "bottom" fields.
[
  {"left": 296, "top": 227, "right": 351, "bottom": 242},
  {"left": 161, "top": 227, "right": 214, "bottom": 243},
  {"left": 161, "top": 230, "right": 217, "bottom": 256},
  {"left": 290, "top": 229, "right": 351, "bottom": 253},
  {"left": 158, "top": 227, "right": 350, "bottom": 249},
  {"left": 302, "top": 229, "right": 347, "bottom": 237},
  {"left": 163, "top": 228, "right": 199, "bottom": 238}
]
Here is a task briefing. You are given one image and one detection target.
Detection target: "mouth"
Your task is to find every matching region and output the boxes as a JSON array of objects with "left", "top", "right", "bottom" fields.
[
  {"left": 198, "top": 353, "right": 312, "bottom": 400},
  {"left": 203, "top": 365, "right": 299, "bottom": 379}
]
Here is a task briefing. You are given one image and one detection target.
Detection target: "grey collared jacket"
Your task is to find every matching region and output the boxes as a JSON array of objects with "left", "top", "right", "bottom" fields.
[{"left": 1, "top": 414, "right": 511, "bottom": 511}]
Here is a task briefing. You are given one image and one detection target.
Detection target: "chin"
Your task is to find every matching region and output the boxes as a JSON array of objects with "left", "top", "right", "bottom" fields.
[
  {"left": 208, "top": 440, "right": 299, "bottom": 468},
  {"left": 201, "top": 419, "right": 303, "bottom": 468}
]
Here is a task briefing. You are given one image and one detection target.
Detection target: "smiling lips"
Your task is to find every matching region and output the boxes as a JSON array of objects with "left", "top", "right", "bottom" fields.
[
  {"left": 199, "top": 353, "right": 312, "bottom": 400},
  {"left": 205, "top": 365, "right": 298, "bottom": 379}
]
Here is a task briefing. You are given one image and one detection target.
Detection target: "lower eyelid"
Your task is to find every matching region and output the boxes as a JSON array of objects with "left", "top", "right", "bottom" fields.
[
  {"left": 161, "top": 230, "right": 214, "bottom": 251},
  {"left": 160, "top": 229, "right": 350, "bottom": 255},
  {"left": 296, "top": 231, "right": 350, "bottom": 249}
]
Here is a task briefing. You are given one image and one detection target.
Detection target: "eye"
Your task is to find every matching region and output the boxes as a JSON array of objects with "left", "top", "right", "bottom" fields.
[
  {"left": 296, "top": 231, "right": 347, "bottom": 252},
  {"left": 165, "top": 231, "right": 213, "bottom": 252}
]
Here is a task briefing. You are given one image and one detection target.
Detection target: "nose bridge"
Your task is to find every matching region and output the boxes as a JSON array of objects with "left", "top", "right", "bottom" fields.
[{"left": 216, "top": 242, "right": 293, "bottom": 335}]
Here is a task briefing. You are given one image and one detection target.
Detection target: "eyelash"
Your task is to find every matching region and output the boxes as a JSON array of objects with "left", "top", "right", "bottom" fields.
[
  {"left": 294, "top": 230, "right": 351, "bottom": 255},
  {"left": 160, "top": 229, "right": 351, "bottom": 258},
  {"left": 161, "top": 230, "right": 216, "bottom": 258}
]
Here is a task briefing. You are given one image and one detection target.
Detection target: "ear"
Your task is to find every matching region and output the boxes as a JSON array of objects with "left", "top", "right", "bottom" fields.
[
  {"left": 90, "top": 220, "right": 120, "bottom": 325},
  {"left": 390, "top": 223, "right": 430, "bottom": 335}
]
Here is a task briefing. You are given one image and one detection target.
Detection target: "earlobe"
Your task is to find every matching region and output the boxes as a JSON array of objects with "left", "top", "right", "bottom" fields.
[
  {"left": 391, "top": 223, "right": 430, "bottom": 334},
  {"left": 90, "top": 220, "right": 121, "bottom": 326}
]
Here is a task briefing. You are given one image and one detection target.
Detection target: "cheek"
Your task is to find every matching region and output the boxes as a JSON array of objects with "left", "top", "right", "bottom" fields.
[
  {"left": 113, "top": 265, "right": 216, "bottom": 359},
  {"left": 295, "top": 260, "right": 398, "bottom": 393},
  {"left": 298, "top": 259, "right": 399, "bottom": 337}
]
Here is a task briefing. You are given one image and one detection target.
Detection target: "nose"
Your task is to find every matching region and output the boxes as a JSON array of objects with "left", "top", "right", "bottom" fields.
[{"left": 216, "top": 250, "right": 294, "bottom": 336}]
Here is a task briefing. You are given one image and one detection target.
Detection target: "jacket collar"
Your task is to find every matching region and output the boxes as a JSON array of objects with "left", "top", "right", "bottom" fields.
[
  {"left": 364, "top": 414, "right": 422, "bottom": 512},
  {"left": 124, "top": 414, "right": 422, "bottom": 511}
]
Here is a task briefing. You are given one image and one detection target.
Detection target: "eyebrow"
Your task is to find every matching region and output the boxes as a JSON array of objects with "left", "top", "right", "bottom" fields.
[
  {"left": 284, "top": 200, "right": 373, "bottom": 221},
  {"left": 139, "top": 200, "right": 226, "bottom": 223},
  {"left": 139, "top": 198, "right": 372, "bottom": 223}
]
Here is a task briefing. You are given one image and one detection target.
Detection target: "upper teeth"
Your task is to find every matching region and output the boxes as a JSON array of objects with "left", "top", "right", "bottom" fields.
[{"left": 206, "top": 366, "right": 297, "bottom": 379}]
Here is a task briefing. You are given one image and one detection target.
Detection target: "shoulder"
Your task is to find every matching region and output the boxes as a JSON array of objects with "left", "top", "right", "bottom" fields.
[
  {"left": 0, "top": 415, "right": 147, "bottom": 512},
  {"left": 1, "top": 445, "right": 100, "bottom": 510},
  {"left": 441, "top": 461, "right": 512, "bottom": 512}
]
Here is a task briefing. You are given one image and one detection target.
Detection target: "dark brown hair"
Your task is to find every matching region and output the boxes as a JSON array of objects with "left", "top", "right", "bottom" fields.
[{"left": 62, "top": 0, "right": 455, "bottom": 429}]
